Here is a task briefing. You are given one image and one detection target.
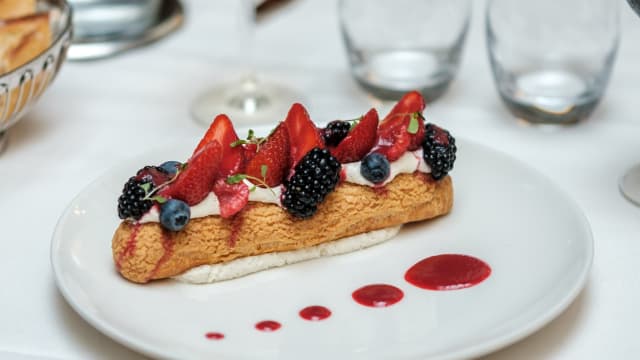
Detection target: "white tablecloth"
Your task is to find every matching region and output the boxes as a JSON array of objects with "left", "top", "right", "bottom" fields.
[{"left": 2, "top": 0, "right": 639, "bottom": 358}]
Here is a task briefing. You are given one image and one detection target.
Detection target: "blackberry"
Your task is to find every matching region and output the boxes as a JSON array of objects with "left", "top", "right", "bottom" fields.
[
  {"left": 322, "top": 120, "right": 351, "bottom": 146},
  {"left": 282, "top": 148, "right": 342, "bottom": 218},
  {"left": 117, "top": 177, "right": 155, "bottom": 220},
  {"left": 422, "top": 123, "right": 457, "bottom": 181}
]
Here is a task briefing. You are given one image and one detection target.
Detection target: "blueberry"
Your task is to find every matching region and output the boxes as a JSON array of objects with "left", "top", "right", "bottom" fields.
[
  {"left": 159, "top": 199, "right": 191, "bottom": 231},
  {"left": 360, "top": 153, "right": 390, "bottom": 184},
  {"left": 159, "top": 161, "right": 182, "bottom": 176}
]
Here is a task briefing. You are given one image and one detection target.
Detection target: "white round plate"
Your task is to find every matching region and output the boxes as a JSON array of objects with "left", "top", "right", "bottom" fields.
[{"left": 51, "top": 139, "right": 593, "bottom": 360}]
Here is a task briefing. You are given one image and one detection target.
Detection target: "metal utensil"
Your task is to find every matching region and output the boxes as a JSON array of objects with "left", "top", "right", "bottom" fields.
[{"left": 67, "top": 0, "right": 183, "bottom": 61}]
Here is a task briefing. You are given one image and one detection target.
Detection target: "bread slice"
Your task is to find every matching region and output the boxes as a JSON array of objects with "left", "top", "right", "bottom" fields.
[
  {"left": 0, "top": 0, "right": 36, "bottom": 20},
  {"left": 0, "top": 12, "right": 51, "bottom": 74},
  {"left": 112, "top": 173, "right": 453, "bottom": 283},
  {"left": 0, "top": 12, "right": 51, "bottom": 125}
]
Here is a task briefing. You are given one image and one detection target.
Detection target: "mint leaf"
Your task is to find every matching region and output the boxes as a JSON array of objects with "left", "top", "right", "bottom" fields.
[
  {"left": 140, "top": 182, "right": 151, "bottom": 194},
  {"left": 350, "top": 116, "right": 362, "bottom": 130},
  {"left": 260, "top": 164, "right": 268, "bottom": 179},
  {"left": 231, "top": 139, "right": 248, "bottom": 148},
  {"left": 227, "top": 174, "right": 247, "bottom": 184},
  {"left": 150, "top": 195, "right": 167, "bottom": 204},
  {"left": 407, "top": 113, "right": 420, "bottom": 134}
]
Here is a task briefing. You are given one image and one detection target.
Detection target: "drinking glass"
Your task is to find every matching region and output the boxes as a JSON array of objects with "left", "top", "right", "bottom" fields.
[
  {"left": 339, "top": 0, "right": 471, "bottom": 101},
  {"left": 191, "top": 0, "right": 299, "bottom": 126},
  {"left": 620, "top": 0, "right": 640, "bottom": 205},
  {"left": 486, "top": 0, "right": 619, "bottom": 124}
]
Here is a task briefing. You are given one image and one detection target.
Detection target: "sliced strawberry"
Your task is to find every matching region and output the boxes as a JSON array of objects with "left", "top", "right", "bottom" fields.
[
  {"left": 193, "top": 114, "right": 243, "bottom": 177},
  {"left": 163, "top": 141, "right": 222, "bottom": 205},
  {"left": 212, "top": 178, "right": 249, "bottom": 218},
  {"left": 330, "top": 108, "right": 379, "bottom": 163},
  {"left": 375, "top": 91, "right": 427, "bottom": 161},
  {"left": 242, "top": 143, "right": 258, "bottom": 165},
  {"left": 284, "top": 103, "right": 324, "bottom": 166},
  {"left": 245, "top": 123, "right": 290, "bottom": 187}
]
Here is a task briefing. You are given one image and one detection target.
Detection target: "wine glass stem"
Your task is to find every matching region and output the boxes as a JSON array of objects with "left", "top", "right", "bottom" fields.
[{"left": 239, "top": 0, "right": 257, "bottom": 87}]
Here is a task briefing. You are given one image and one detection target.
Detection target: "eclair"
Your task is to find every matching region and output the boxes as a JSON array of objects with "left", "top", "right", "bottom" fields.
[{"left": 112, "top": 91, "right": 457, "bottom": 284}]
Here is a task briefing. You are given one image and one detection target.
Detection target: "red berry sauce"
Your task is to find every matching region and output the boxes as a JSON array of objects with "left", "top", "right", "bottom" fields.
[
  {"left": 205, "top": 332, "right": 224, "bottom": 340},
  {"left": 405, "top": 254, "right": 491, "bottom": 291},
  {"left": 352, "top": 284, "right": 404, "bottom": 307},
  {"left": 299, "top": 306, "right": 332, "bottom": 321},
  {"left": 255, "top": 320, "right": 281, "bottom": 332}
]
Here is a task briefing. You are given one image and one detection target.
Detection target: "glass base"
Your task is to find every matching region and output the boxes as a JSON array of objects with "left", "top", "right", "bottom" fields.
[
  {"left": 499, "top": 93, "right": 599, "bottom": 125},
  {"left": 191, "top": 79, "right": 301, "bottom": 127},
  {"left": 620, "top": 164, "right": 640, "bottom": 206},
  {"left": 355, "top": 76, "right": 452, "bottom": 102}
]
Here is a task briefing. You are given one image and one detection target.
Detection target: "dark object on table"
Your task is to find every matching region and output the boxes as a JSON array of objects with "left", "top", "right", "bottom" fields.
[
  {"left": 629, "top": 0, "right": 640, "bottom": 16},
  {"left": 256, "top": 0, "right": 294, "bottom": 22}
]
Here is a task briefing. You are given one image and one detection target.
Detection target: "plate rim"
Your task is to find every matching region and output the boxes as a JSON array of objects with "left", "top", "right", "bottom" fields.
[{"left": 50, "top": 138, "right": 594, "bottom": 360}]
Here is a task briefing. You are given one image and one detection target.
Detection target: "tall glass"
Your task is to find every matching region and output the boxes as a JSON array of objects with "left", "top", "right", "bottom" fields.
[
  {"left": 620, "top": 0, "right": 640, "bottom": 205},
  {"left": 339, "top": 0, "right": 471, "bottom": 101},
  {"left": 486, "top": 0, "right": 619, "bottom": 125},
  {"left": 190, "top": 0, "right": 299, "bottom": 126}
]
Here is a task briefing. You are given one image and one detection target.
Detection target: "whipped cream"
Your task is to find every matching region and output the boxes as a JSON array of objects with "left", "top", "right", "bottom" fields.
[
  {"left": 173, "top": 226, "right": 402, "bottom": 284},
  {"left": 139, "top": 149, "right": 430, "bottom": 223},
  {"left": 139, "top": 180, "right": 281, "bottom": 223}
]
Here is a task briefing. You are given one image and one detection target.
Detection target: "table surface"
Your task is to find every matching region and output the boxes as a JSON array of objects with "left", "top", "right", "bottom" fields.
[{"left": 2, "top": 0, "right": 640, "bottom": 359}]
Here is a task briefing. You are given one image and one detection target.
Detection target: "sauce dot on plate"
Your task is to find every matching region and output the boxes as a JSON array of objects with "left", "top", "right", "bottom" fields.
[
  {"left": 255, "top": 320, "right": 282, "bottom": 332},
  {"left": 404, "top": 254, "right": 491, "bottom": 291},
  {"left": 205, "top": 332, "right": 224, "bottom": 340},
  {"left": 299, "top": 305, "right": 332, "bottom": 321},
  {"left": 352, "top": 284, "right": 404, "bottom": 307}
]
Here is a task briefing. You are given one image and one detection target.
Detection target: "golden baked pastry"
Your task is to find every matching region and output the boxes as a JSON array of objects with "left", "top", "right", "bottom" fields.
[
  {"left": 113, "top": 174, "right": 453, "bottom": 283},
  {"left": 111, "top": 92, "right": 458, "bottom": 284},
  {"left": 0, "top": 0, "right": 36, "bottom": 20}
]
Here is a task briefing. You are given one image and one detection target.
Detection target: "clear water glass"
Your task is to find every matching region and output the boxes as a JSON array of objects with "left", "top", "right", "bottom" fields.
[
  {"left": 339, "top": 0, "right": 471, "bottom": 101},
  {"left": 486, "top": 0, "right": 619, "bottom": 124},
  {"left": 620, "top": 0, "right": 640, "bottom": 206}
]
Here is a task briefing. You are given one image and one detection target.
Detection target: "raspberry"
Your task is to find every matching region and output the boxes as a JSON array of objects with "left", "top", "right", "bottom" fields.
[
  {"left": 322, "top": 120, "right": 351, "bottom": 147},
  {"left": 282, "top": 148, "right": 341, "bottom": 218},
  {"left": 422, "top": 123, "right": 456, "bottom": 180},
  {"left": 135, "top": 166, "right": 170, "bottom": 185}
]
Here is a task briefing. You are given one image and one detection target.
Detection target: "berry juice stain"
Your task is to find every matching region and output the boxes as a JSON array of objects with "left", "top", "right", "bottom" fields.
[
  {"left": 405, "top": 254, "right": 491, "bottom": 291},
  {"left": 205, "top": 332, "right": 224, "bottom": 340},
  {"left": 299, "top": 306, "right": 332, "bottom": 321},
  {"left": 352, "top": 284, "right": 404, "bottom": 307},
  {"left": 255, "top": 320, "right": 281, "bottom": 332}
]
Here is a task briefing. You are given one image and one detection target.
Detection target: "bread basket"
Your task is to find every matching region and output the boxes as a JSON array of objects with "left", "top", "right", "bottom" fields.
[{"left": 0, "top": 0, "right": 72, "bottom": 152}]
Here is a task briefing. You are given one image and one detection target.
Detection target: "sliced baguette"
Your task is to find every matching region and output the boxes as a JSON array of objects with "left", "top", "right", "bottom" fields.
[{"left": 0, "top": 0, "right": 36, "bottom": 20}]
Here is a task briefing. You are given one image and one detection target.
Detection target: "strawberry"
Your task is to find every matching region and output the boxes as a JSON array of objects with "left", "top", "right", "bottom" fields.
[
  {"left": 329, "top": 108, "right": 379, "bottom": 163},
  {"left": 242, "top": 143, "right": 258, "bottom": 164},
  {"left": 193, "top": 114, "right": 243, "bottom": 177},
  {"left": 245, "top": 123, "right": 290, "bottom": 187},
  {"left": 375, "top": 91, "right": 427, "bottom": 161},
  {"left": 163, "top": 141, "right": 222, "bottom": 205},
  {"left": 212, "top": 178, "right": 249, "bottom": 218},
  {"left": 284, "top": 103, "right": 324, "bottom": 166}
]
